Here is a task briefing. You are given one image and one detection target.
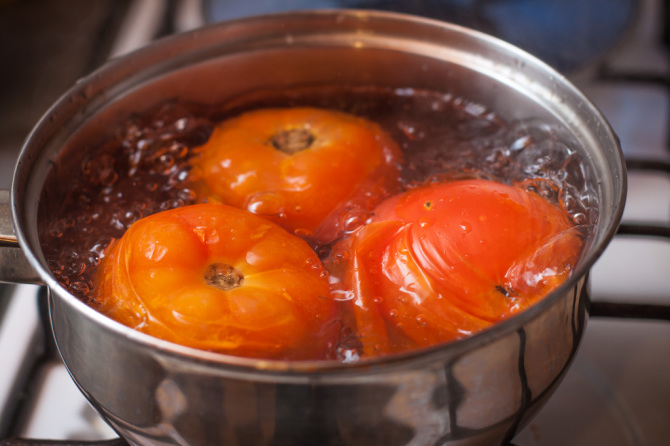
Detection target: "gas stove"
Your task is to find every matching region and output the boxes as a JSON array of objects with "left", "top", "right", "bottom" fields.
[{"left": 0, "top": 0, "right": 668, "bottom": 445}]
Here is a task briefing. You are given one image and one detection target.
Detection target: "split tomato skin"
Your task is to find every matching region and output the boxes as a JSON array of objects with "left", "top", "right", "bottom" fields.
[
  {"left": 193, "top": 107, "right": 402, "bottom": 244},
  {"left": 326, "top": 179, "right": 584, "bottom": 357},
  {"left": 93, "top": 203, "right": 339, "bottom": 360}
]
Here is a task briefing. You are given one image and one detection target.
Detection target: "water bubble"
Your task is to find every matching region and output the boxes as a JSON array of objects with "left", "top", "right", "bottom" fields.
[
  {"left": 70, "top": 280, "right": 90, "bottom": 296},
  {"left": 510, "top": 135, "right": 532, "bottom": 152},
  {"left": 134, "top": 201, "right": 148, "bottom": 212},
  {"left": 342, "top": 210, "right": 368, "bottom": 233},
  {"left": 459, "top": 222, "right": 472, "bottom": 235},
  {"left": 83, "top": 153, "right": 117, "bottom": 186},
  {"left": 174, "top": 118, "right": 188, "bottom": 132},
  {"left": 464, "top": 102, "right": 486, "bottom": 116},
  {"left": 331, "top": 289, "right": 354, "bottom": 301},
  {"left": 48, "top": 221, "right": 65, "bottom": 238},
  {"left": 67, "top": 260, "right": 86, "bottom": 277},
  {"left": 47, "top": 258, "right": 64, "bottom": 273},
  {"left": 123, "top": 210, "right": 141, "bottom": 225},
  {"left": 572, "top": 213, "right": 587, "bottom": 225},
  {"left": 100, "top": 170, "right": 118, "bottom": 187},
  {"left": 89, "top": 237, "right": 112, "bottom": 255},
  {"left": 76, "top": 213, "right": 92, "bottom": 225},
  {"left": 110, "top": 216, "right": 126, "bottom": 231},
  {"left": 159, "top": 152, "right": 176, "bottom": 170},
  {"left": 177, "top": 188, "right": 197, "bottom": 203},
  {"left": 247, "top": 192, "right": 285, "bottom": 216},
  {"left": 161, "top": 198, "right": 185, "bottom": 211},
  {"left": 398, "top": 121, "right": 424, "bottom": 140},
  {"left": 86, "top": 253, "right": 100, "bottom": 267},
  {"left": 333, "top": 248, "right": 349, "bottom": 262}
]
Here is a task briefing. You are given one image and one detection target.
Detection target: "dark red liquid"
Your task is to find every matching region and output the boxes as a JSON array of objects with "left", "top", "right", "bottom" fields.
[{"left": 39, "top": 85, "right": 596, "bottom": 311}]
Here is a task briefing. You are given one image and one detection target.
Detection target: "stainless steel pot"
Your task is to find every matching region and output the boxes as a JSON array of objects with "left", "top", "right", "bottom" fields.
[{"left": 0, "top": 10, "right": 625, "bottom": 446}]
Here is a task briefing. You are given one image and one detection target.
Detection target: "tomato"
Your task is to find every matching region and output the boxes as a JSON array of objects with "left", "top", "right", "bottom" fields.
[
  {"left": 93, "top": 203, "right": 339, "bottom": 360},
  {"left": 325, "top": 179, "right": 584, "bottom": 357},
  {"left": 193, "top": 107, "right": 402, "bottom": 244}
]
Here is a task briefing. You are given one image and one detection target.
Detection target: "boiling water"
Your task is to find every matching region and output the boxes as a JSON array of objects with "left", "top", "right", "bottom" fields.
[{"left": 39, "top": 85, "right": 597, "bottom": 327}]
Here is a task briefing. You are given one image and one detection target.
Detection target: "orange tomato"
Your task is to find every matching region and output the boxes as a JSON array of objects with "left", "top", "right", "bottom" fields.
[
  {"left": 93, "top": 203, "right": 339, "bottom": 360},
  {"left": 325, "top": 179, "right": 584, "bottom": 357},
  {"left": 193, "top": 107, "right": 402, "bottom": 244}
]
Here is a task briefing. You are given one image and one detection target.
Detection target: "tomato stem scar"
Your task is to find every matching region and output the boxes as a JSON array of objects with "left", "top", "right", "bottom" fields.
[
  {"left": 270, "top": 128, "right": 315, "bottom": 154},
  {"left": 495, "top": 284, "right": 517, "bottom": 298},
  {"left": 205, "top": 263, "right": 244, "bottom": 290}
]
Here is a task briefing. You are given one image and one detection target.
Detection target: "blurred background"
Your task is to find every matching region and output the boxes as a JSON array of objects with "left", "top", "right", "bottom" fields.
[{"left": 0, "top": 0, "right": 648, "bottom": 190}]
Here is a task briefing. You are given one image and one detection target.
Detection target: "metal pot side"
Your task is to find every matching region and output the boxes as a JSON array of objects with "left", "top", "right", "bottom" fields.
[
  {"left": 10, "top": 10, "right": 624, "bottom": 446},
  {"left": 51, "top": 276, "right": 588, "bottom": 445}
]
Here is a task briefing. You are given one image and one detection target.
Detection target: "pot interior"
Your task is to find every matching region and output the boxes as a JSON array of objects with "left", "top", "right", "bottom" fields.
[{"left": 15, "top": 10, "right": 624, "bottom": 364}]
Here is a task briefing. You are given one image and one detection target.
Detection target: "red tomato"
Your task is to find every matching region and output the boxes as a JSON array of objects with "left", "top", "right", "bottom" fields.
[
  {"left": 325, "top": 179, "right": 584, "bottom": 357},
  {"left": 193, "top": 107, "right": 402, "bottom": 244},
  {"left": 93, "top": 203, "right": 339, "bottom": 360}
]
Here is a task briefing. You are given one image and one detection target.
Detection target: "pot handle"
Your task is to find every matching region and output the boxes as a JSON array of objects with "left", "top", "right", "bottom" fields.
[
  {"left": 589, "top": 158, "right": 670, "bottom": 322},
  {"left": 0, "top": 190, "right": 44, "bottom": 285}
]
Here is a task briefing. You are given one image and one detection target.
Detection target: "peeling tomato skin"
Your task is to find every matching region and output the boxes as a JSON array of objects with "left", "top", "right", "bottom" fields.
[
  {"left": 326, "top": 179, "right": 584, "bottom": 357},
  {"left": 93, "top": 203, "right": 339, "bottom": 360},
  {"left": 193, "top": 107, "right": 402, "bottom": 243}
]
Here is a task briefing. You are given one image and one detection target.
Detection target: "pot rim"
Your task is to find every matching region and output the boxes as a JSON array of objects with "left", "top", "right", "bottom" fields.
[{"left": 13, "top": 8, "right": 627, "bottom": 378}]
